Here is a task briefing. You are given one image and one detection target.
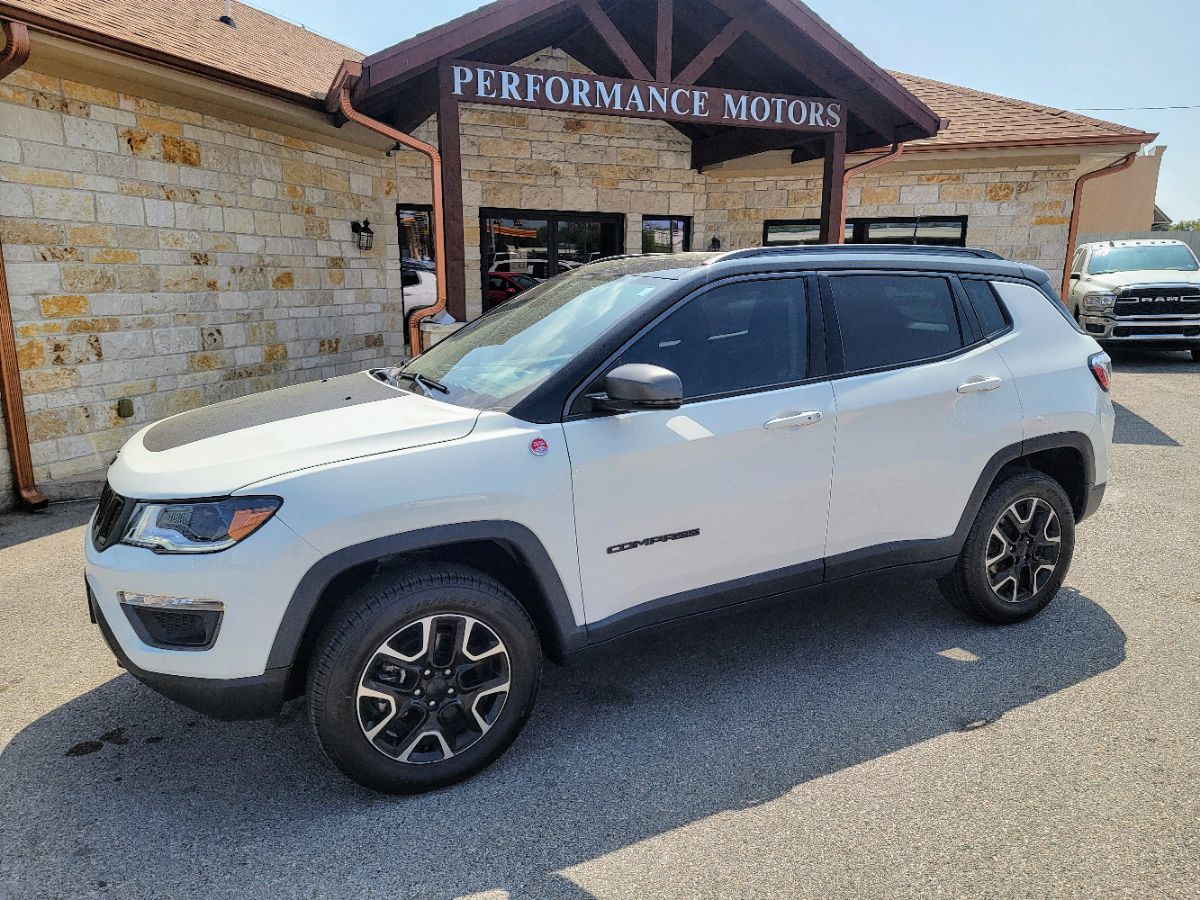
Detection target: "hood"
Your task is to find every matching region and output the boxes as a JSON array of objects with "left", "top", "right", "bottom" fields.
[
  {"left": 107, "top": 372, "right": 480, "bottom": 499},
  {"left": 1081, "top": 269, "right": 1200, "bottom": 291}
]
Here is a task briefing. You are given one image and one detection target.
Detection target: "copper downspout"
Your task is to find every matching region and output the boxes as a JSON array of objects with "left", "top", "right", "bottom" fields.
[
  {"left": 1061, "top": 152, "right": 1138, "bottom": 297},
  {"left": 836, "top": 142, "right": 904, "bottom": 240},
  {"left": 1, "top": 18, "right": 28, "bottom": 78},
  {"left": 1, "top": 243, "right": 47, "bottom": 510},
  {"left": 337, "top": 86, "right": 448, "bottom": 355},
  {"left": 0, "top": 21, "right": 46, "bottom": 509}
]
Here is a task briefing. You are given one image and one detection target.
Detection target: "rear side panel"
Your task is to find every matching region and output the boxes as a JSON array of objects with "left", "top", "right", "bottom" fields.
[{"left": 987, "top": 280, "right": 1114, "bottom": 486}]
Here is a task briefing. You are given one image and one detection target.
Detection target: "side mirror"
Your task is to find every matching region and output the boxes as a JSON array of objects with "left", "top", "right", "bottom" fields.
[
  {"left": 401, "top": 269, "right": 421, "bottom": 287},
  {"left": 594, "top": 364, "right": 683, "bottom": 412},
  {"left": 1069, "top": 272, "right": 1081, "bottom": 280}
]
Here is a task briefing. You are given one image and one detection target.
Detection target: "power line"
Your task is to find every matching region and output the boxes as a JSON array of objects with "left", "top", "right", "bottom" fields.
[{"left": 1073, "top": 105, "right": 1200, "bottom": 111}]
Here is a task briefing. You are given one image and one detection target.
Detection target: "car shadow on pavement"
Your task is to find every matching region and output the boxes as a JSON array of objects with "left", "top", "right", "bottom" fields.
[
  {"left": 0, "top": 576, "right": 1124, "bottom": 899},
  {"left": 0, "top": 501, "right": 93, "bottom": 551},
  {"left": 1112, "top": 401, "right": 1181, "bottom": 447}
]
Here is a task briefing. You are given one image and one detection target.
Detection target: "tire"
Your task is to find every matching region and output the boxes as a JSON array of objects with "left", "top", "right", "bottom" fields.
[
  {"left": 306, "top": 564, "right": 542, "bottom": 793},
  {"left": 939, "top": 471, "right": 1075, "bottom": 624},
  {"left": 1191, "top": 348, "right": 1200, "bottom": 362}
]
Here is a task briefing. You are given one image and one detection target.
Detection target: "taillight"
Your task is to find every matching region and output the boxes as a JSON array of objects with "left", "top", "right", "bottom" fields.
[{"left": 1088, "top": 351, "right": 1112, "bottom": 392}]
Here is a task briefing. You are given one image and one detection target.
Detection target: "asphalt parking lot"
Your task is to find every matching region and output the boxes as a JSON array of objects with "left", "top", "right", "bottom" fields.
[{"left": 1, "top": 347, "right": 1198, "bottom": 899}]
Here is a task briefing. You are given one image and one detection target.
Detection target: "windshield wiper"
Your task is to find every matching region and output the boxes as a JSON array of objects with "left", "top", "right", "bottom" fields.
[{"left": 391, "top": 370, "right": 450, "bottom": 394}]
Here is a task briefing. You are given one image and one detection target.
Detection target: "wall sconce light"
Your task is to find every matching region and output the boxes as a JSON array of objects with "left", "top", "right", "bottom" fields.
[{"left": 351, "top": 219, "right": 374, "bottom": 251}]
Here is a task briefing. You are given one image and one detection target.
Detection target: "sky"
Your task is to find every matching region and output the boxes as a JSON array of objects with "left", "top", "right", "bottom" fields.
[{"left": 252, "top": 0, "right": 1200, "bottom": 221}]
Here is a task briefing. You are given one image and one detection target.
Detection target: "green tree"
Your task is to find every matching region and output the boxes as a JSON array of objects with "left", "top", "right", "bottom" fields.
[{"left": 1168, "top": 219, "right": 1200, "bottom": 232}]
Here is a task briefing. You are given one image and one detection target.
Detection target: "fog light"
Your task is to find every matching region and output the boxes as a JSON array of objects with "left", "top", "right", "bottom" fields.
[
  {"left": 118, "top": 591, "right": 223, "bottom": 612},
  {"left": 119, "top": 593, "right": 223, "bottom": 649}
]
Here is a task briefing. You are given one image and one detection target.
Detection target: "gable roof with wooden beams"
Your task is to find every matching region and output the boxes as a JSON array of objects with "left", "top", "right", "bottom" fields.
[
  {"left": 349, "top": 0, "right": 944, "bottom": 167},
  {"left": 1, "top": 0, "right": 1156, "bottom": 160}
]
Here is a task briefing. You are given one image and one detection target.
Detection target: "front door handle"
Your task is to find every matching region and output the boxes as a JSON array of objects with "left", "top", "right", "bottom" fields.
[
  {"left": 958, "top": 376, "right": 1004, "bottom": 394},
  {"left": 764, "top": 411, "right": 823, "bottom": 430}
]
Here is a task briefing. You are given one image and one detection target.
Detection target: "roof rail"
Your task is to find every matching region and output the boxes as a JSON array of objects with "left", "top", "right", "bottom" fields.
[{"left": 710, "top": 244, "right": 1004, "bottom": 263}]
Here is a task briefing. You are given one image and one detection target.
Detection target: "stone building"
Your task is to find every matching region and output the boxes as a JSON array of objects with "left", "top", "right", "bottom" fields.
[{"left": 0, "top": 0, "right": 1158, "bottom": 507}]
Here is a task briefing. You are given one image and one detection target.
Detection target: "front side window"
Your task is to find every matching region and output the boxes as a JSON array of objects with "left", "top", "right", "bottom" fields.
[
  {"left": 1071, "top": 249, "right": 1086, "bottom": 274},
  {"left": 1086, "top": 244, "right": 1199, "bottom": 274},
  {"left": 618, "top": 279, "right": 807, "bottom": 399},
  {"left": 402, "top": 264, "right": 673, "bottom": 410},
  {"left": 827, "top": 275, "right": 964, "bottom": 372}
]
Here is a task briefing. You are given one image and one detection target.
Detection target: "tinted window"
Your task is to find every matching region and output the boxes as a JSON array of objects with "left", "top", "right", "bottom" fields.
[
  {"left": 404, "top": 264, "right": 673, "bottom": 410},
  {"left": 962, "top": 279, "right": 1010, "bottom": 337},
  {"left": 828, "top": 275, "right": 963, "bottom": 371},
  {"left": 620, "top": 279, "right": 807, "bottom": 399}
]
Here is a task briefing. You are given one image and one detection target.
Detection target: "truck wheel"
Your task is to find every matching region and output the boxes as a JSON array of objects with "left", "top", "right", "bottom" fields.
[
  {"left": 939, "top": 472, "right": 1075, "bottom": 624},
  {"left": 307, "top": 564, "right": 542, "bottom": 793},
  {"left": 1191, "top": 348, "right": 1200, "bottom": 362}
]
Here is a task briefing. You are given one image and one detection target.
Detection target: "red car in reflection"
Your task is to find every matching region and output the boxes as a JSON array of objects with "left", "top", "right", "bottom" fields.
[{"left": 486, "top": 271, "right": 540, "bottom": 311}]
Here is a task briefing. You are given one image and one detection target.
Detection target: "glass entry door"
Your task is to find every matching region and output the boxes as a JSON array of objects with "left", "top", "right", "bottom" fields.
[
  {"left": 554, "top": 216, "right": 623, "bottom": 274},
  {"left": 481, "top": 209, "right": 624, "bottom": 309}
]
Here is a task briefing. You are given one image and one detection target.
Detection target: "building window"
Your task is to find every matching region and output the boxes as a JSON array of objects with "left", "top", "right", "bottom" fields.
[
  {"left": 480, "top": 209, "right": 625, "bottom": 304},
  {"left": 763, "top": 216, "right": 968, "bottom": 247},
  {"left": 641, "top": 217, "right": 692, "bottom": 254}
]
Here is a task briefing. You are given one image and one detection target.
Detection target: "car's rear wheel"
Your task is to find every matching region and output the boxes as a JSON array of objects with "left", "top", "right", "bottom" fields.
[
  {"left": 307, "top": 564, "right": 541, "bottom": 793},
  {"left": 939, "top": 471, "right": 1075, "bottom": 624}
]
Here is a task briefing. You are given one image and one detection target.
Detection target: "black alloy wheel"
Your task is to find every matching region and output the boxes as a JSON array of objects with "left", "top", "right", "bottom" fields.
[
  {"left": 357, "top": 614, "right": 511, "bottom": 764},
  {"left": 983, "top": 497, "right": 1062, "bottom": 604},
  {"left": 307, "top": 565, "right": 541, "bottom": 793},
  {"left": 939, "top": 471, "right": 1076, "bottom": 624}
]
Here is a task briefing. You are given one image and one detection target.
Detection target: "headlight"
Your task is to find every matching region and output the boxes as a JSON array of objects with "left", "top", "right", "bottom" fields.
[
  {"left": 120, "top": 496, "right": 282, "bottom": 554},
  {"left": 1083, "top": 292, "right": 1116, "bottom": 312}
]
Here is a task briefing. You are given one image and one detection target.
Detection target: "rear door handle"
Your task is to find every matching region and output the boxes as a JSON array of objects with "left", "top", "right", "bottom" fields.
[
  {"left": 764, "top": 411, "right": 823, "bottom": 430},
  {"left": 957, "top": 376, "right": 1004, "bottom": 394}
]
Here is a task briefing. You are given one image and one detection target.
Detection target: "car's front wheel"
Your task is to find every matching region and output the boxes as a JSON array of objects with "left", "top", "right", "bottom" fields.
[
  {"left": 307, "top": 565, "right": 542, "bottom": 793},
  {"left": 939, "top": 471, "right": 1076, "bottom": 624}
]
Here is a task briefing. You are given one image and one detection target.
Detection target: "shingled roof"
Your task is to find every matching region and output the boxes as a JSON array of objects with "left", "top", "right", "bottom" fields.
[
  {"left": 891, "top": 72, "right": 1153, "bottom": 150},
  {"left": 0, "top": 0, "right": 1154, "bottom": 150},
  {"left": 0, "top": 0, "right": 363, "bottom": 100}
]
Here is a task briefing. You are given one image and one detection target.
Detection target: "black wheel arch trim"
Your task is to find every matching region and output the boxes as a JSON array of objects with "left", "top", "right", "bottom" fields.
[
  {"left": 825, "top": 431, "right": 1096, "bottom": 581},
  {"left": 268, "top": 434, "right": 1097, "bottom": 672},
  {"left": 266, "top": 521, "right": 586, "bottom": 671}
]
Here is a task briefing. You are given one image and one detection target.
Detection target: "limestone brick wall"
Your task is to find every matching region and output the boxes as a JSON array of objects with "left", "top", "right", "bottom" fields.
[
  {"left": 0, "top": 66, "right": 414, "bottom": 499},
  {"left": 700, "top": 164, "right": 1077, "bottom": 282},
  {"left": 0, "top": 44, "right": 1083, "bottom": 507}
]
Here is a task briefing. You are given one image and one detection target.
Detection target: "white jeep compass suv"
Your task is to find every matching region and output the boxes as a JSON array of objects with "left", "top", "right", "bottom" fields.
[{"left": 85, "top": 246, "right": 1115, "bottom": 793}]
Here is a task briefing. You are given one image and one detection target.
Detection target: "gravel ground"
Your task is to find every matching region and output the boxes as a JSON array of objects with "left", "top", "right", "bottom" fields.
[{"left": 1, "top": 347, "right": 1198, "bottom": 899}]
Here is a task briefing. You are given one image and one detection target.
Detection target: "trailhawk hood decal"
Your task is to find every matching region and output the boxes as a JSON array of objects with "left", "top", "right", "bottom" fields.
[{"left": 107, "top": 372, "right": 480, "bottom": 499}]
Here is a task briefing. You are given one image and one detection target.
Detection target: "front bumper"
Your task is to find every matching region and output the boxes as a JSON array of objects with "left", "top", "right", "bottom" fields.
[
  {"left": 1078, "top": 313, "right": 1200, "bottom": 343},
  {"left": 89, "top": 584, "right": 290, "bottom": 719}
]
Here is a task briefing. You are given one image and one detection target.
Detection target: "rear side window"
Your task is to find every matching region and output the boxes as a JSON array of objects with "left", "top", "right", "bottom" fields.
[
  {"left": 620, "top": 278, "right": 807, "bottom": 399},
  {"left": 826, "top": 274, "right": 963, "bottom": 372},
  {"left": 961, "top": 279, "right": 1011, "bottom": 337}
]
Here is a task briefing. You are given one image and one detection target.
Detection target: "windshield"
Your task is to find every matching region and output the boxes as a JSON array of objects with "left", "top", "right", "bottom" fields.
[
  {"left": 400, "top": 268, "right": 672, "bottom": 410},
  {"left": 1087, "top": 244, "right": 1199, "bottom": 274}
]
